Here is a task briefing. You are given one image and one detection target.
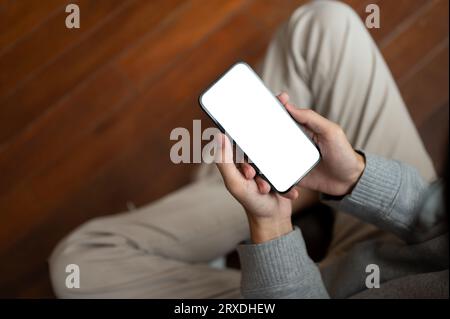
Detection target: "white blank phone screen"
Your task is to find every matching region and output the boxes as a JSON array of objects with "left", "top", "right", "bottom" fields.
[{"left": 200, "top": 63, "right": 320, "bottom": 192}]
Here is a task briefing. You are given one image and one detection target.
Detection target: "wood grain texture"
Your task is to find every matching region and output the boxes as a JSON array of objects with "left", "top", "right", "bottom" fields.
[
  {"left": 381, "top": 0, "right": 448, "bottom": 79},
  {"left": 0, "top": 0, "right": 69, "bottom": 50},
  {"left": 400, "top": 41, "right": 449, "bottom": 128},
  {"left": 0, "top": 0, "right": 182, "bottom": 145},
  {"left": 0, "top": 0, "right": 448, "bottom": 297},
  {"left": 0, "top": 0, "right": 124, "bottom": 99}
]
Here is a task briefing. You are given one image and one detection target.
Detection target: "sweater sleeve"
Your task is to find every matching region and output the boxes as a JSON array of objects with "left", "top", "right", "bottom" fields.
[
  {"left": 323, "top": 152, "right": 445, "bottom": 243},
  {"left": 237, "top": 227, "right": 330, "bottom": 299}
]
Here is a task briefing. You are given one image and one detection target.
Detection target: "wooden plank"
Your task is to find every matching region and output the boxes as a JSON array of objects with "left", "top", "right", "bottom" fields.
[
  {"left": 243, "top": 0, "right": 307, "bottom": 30},
  {"left": 0, "top": 0, "right": 124, "bottom": 100},
  {"left": 399, "top": 43, "right": 449, "bottom": 127},
  {"left": 4, "top": 265, "right": 53, "bottom": 298},
  {"left": 0, "top": 66, "right": 134, "bottom": 196},
  {"left": 381, "top": 0, "right": 449, "bottom": 80},
  {"left": 419, "top": 103, "right": 449, "bottom": 177},
  {"left": 117, "top": 0, "right": 250, "bottom": 89},
  {"left": 0, "top": 0, "right": 182, "bottom": 147},
  {"left": 0, "top": 0, "right": 67, "bottom": 50},
  {"left": 342, "top": 0, "right": 372, "bottom": 9}
]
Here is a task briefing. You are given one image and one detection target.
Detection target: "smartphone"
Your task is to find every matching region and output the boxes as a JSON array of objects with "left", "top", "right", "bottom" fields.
[{"left": 199, "top": 62, "right": 320, "bottom": 193}]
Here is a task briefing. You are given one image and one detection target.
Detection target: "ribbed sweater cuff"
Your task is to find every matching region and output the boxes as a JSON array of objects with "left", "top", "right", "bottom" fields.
[
  {"left": 323, "top": 152, "right": 402, "bottom": 222},
  {"left": 237, "top": 228, "right": 313, "bottom": 292}
]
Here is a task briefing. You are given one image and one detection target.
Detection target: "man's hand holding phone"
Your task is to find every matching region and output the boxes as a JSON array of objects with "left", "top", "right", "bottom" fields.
[
  {"left": 215, "top": 92, "right": 365, "bottom": 244},
  {"left": 278, "top": 92, "right": 366, "bottom": 197}
]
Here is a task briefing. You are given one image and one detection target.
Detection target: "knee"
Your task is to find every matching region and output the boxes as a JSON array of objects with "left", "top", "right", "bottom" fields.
[
  {"left": 48, "top": 220, "right": 100, "bottom": 298},
  {"left": 288, "top": 1, "right": 362, "bottom": 40},
  {"left": 48, "top": 241, "right": 77, "bottom": 298},
  {"left": 305, "top": 1, "right": 359, "bottom": 22}
]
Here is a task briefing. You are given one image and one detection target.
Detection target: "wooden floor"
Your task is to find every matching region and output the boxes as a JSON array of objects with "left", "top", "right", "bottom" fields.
[{"left": 0, "top": 0, "right": 448, "bottom": 298}]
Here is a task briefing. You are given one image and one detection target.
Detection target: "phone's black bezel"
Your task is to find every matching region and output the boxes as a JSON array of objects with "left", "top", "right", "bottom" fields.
[{"left": 198, "top": 61, "right": 321, "bottom": 194}]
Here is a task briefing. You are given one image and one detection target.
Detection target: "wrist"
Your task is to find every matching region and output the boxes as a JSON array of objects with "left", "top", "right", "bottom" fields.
[
  {"left": 247, "top": 215, "right": 293, "bottom": 244},
  {"left": 347, "top": 151, "right": 365, "bottom": 194}
]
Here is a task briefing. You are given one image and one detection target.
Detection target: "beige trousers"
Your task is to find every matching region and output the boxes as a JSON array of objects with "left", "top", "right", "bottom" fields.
[{"left": 49, "top": 1, "right": 436, "bottom": 298}]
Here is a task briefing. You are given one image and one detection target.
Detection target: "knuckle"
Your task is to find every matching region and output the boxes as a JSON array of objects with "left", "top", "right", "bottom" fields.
[
  {"left": 333, "top": 125, "right": 345, "bottom": 138},
  {"left": 325, "top": 124, "right": 342, "bottom": 138}
]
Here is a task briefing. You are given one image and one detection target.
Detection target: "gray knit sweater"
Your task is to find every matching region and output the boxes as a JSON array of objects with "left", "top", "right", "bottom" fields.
[{"left": 237, "top": 153, "right": 449, "bottom": 298}]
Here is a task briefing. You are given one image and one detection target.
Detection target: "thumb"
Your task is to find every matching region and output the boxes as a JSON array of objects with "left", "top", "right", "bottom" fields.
[
  {"left": 284, "top": 103, "right": 329, "bottom": 136},
  {"left": 215, "top": 133, "right": 244, "bottom": 189}
]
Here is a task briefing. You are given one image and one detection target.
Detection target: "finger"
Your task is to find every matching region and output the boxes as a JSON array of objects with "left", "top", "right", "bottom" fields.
[
  {"left": 241, "top": 162, "right": 256, "bottom": 180},
  {"left": 255, "top": 176, "right": 271, "bottom": 194},
  {"left": 281, "top": 187, "right": 298, "bottom": 200},
  {"left": 215, "top": 133, "right": 244, "bottom": 187},
  {"left": 277, "top": 92, "right": 289, "bottom": 105},
  {"left": 296, "top": 169, "right": 319, "bottom": 190},
  {"left": 301, "top": 125, "right": 315, "bottom": 141},
  {"left": 284, "top": 104, "right": 330, "bottom": 135}
]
